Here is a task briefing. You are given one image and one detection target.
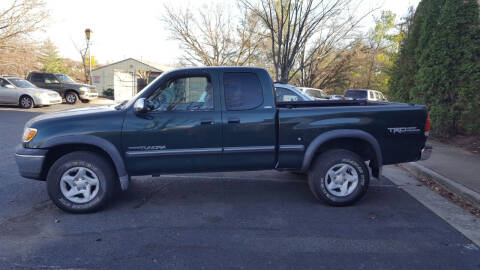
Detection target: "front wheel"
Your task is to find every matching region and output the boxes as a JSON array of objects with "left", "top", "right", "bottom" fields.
[
  {"left": 65, "top": 92, "right": 78, "bottom": 104},
  {"left": 47, "top": 151, "right": 115, "bottom": 213},
  {"left": 308, "top": 149, "right": 369, "bottom": 206},
  {"left": 19, "top": 96, "right": 34, "bottom": 109}
]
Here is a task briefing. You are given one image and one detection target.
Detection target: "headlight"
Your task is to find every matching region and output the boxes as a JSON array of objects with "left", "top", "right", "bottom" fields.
[
  {"left": 22, "top": 128, "right": 37, "bottom": 142},
  {"left": 79, "top": 87, "right": 89, "bottom": 94},
  {"left": 34, "top": 93, "right": 49, "bottom": 98}
]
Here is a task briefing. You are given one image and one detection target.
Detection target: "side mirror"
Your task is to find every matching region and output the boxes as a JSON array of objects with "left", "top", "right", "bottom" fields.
[
  {"left": 5, "top": 84, "right": 15, "bottom": 89},
  {"left": 134, "top": 98, "right": 147, "bottom": 113}
]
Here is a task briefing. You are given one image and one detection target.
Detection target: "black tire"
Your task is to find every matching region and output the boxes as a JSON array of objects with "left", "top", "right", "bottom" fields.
[
  {"left": 308, "top": 149, "right": 369, "bottom": 206},
  {"left": 80, "top": 99, "right": 90, "bottom": 103},
  {"left": 19, "top": 96, "right": 34, "bottom": 109},
  {"left": 47, "top": 151, "right": 115, "bottom": 213},
  {"left": 65, "top": 91, "right": 78, "bottom": 104}
]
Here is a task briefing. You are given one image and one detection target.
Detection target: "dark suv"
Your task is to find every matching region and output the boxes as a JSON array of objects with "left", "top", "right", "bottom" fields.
[{"left": 27, "top": 72, "right": 98, "bottom": 104}]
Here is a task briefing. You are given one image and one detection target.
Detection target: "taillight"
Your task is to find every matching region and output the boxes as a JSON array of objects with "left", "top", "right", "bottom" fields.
[{"left": 424, "top": 114, "right": 431, "bottom": 136}]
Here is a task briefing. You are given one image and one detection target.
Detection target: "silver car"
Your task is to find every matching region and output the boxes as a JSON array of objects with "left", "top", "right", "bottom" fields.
[{"left": 0, "top": 76, "right": 62, "bottom": 109}]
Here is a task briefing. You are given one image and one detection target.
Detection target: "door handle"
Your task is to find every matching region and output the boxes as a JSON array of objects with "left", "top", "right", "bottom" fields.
[
  {"left": 200, "top": 120, "right": 214, "bottom": 125},
  {"left": 228, "top": 118, "right": 240, "bottom": 124}
]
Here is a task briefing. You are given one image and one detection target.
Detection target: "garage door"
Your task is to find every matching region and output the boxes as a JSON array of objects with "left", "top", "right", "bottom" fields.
[{"left": 113, "top": 70, "right": 135, "bottom": 102}]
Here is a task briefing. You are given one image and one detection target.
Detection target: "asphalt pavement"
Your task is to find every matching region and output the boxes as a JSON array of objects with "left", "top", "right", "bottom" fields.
[{"left": 0, "top": 104, "right": 479, "bottom": 269}]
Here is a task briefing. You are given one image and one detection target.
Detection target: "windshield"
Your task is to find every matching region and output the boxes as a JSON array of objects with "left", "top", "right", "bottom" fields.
[
  {"left": 55, "top": 74, "right": 75, "bottom": 83},
  {"left": 344, "top": 90, "right": 367, "bottom": 99},
  {"left": 8, "top": 79, "right": 36, "bottom": 88}
]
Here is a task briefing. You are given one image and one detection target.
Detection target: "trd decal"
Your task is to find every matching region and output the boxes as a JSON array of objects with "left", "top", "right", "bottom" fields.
[{"left": 387, "top": 127, "right": 421, "bottom": 135}]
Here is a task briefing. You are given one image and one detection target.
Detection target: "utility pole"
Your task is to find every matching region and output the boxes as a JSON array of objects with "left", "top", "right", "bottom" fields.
[{"left": 85, "top": 28, "right": 92, "bottom": 84}]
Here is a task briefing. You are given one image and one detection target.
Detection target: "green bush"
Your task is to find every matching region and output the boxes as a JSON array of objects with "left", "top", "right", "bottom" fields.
[{"left": 389, "top": 0, "right": 480, "bottom": 136}]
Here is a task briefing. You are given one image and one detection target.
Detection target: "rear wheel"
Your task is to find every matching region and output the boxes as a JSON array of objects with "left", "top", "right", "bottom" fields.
[
  {"left": 80, "top": 99, "right": 90, "bottom": 103},
  {"left": 47, "top": 151, "right": 115, "bottom": 213},
  {"left": 308, "top": 149, "right": 369, "bottom": 206},
  {"left": 19, "top": 96, "right": 34, "bottom": 109},
  {"left": 65, "top": 91, "right": 78, "bottom": 104}
]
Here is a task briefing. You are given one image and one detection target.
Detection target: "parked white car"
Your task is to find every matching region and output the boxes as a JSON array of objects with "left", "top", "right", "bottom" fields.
[
  {"left": 274, "top": 83, "right": 313, "bottom": 102},
  {"left": 0, "top": 76, "right": 62, "bottom": 109},
  {"left": 344, "top": 89, "right": 388, "bottom": 101},
  {"left": 297, "top": 87, "right": 328, "bottom": 100}
]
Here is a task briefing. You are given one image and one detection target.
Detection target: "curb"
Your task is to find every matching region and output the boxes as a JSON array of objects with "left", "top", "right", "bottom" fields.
[{"left": 399, "top": 162, "right": 480, "bottom": 208}]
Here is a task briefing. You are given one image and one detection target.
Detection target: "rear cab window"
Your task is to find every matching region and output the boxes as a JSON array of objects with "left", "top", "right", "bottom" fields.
[
  {"left": 30, "top": 73, "right": 44, "bottom": 83},
  {"left": 223, "top": 72, "right": 263, "bottom": 110}
]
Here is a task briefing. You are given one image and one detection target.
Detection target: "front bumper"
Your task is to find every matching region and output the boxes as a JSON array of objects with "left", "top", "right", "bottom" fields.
[
  {"left": 420, "top": 144, "right": 432, "bottom": 160},
  {"left": 79, "top": 92, "right": 98, "bottom": 100},
  {"left": 15, "top": 145, "right": 47, "bottom": 180},
  {"left": 37, "top": 97, "right": 62, "bottom": 105}
]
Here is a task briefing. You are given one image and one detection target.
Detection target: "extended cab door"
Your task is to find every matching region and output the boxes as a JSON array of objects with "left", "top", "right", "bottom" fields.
[
  {"left": 219, "top": 70, "right": 277, "bottom": 170},
  {"left": 122, "top": 71, "right": 223, "bottom": 175}
]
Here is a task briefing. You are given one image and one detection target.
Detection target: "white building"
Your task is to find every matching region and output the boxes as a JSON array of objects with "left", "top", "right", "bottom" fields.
[{"left": 91, "top": 58, "right": 172, "bottom": 101}]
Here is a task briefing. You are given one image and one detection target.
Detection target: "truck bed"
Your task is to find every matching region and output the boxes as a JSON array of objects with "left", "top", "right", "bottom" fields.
[
  {"left": 276, "top": 101, "right": 428, "bottom": 169},
  {"left": 276, "top": 100, "right": 391, "bottom": 108}
]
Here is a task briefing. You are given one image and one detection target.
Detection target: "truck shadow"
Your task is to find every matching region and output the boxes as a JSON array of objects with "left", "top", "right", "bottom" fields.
[{"left": 111, "top": 176, "right": 381, "bottom": 212}]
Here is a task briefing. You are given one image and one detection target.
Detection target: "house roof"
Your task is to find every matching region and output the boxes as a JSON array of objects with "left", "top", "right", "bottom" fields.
[{"left": 92, "top": 58, "right": 173, "bottom": 72}]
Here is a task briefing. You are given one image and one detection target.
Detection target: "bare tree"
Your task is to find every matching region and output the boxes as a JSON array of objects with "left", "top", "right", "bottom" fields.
[
  {"left": 0, "top": 0, "right": 48, "bottom": 49},
  {"left": 240, "top": 0, "right": 375, "bottom": 83},
  {"left": 72, "top": 41, "right": 90, "bottom": 83},
  {"left": 162, "top": 2, "right": 265, "bottom": 66},
  {"left": 0, "top": 0, "right": 48, "bottom": 76},
  {"left": 0, "top": 37, "right": 40, "bottom": 76},
  {"left": 295, "top": 39, "right": 362, "bottom": 92},
  {"left": 63, "top": 58, "right": 86, "bottom": 82}
]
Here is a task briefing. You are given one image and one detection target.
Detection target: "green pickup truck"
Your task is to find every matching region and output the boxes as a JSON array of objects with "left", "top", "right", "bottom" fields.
[{"left": 15, "top": 67, "right": 432, "bottom": 213}]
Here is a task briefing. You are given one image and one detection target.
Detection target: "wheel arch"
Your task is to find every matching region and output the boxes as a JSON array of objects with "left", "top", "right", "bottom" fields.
[
  {"left": 42, "top": 135, "right": 129, "bottom": 190},
  {"left": 300, "top": 129, "right": 383, "bottom": 177},
  {"left": 64, "top": 89, "right": 79, "bottom": 97}
]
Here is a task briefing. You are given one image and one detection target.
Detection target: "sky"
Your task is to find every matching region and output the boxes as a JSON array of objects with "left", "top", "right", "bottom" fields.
[{"left": 17, "top": 0, "right": 420, "bottom": 66}]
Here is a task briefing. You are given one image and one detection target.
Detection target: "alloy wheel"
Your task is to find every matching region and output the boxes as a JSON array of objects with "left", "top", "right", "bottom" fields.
[
  {"left": 324, "top": 163, "right": 359, "bottom": 197},
  {"left": 60, "top": 167, "right": 100, "bottom": 204}
]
